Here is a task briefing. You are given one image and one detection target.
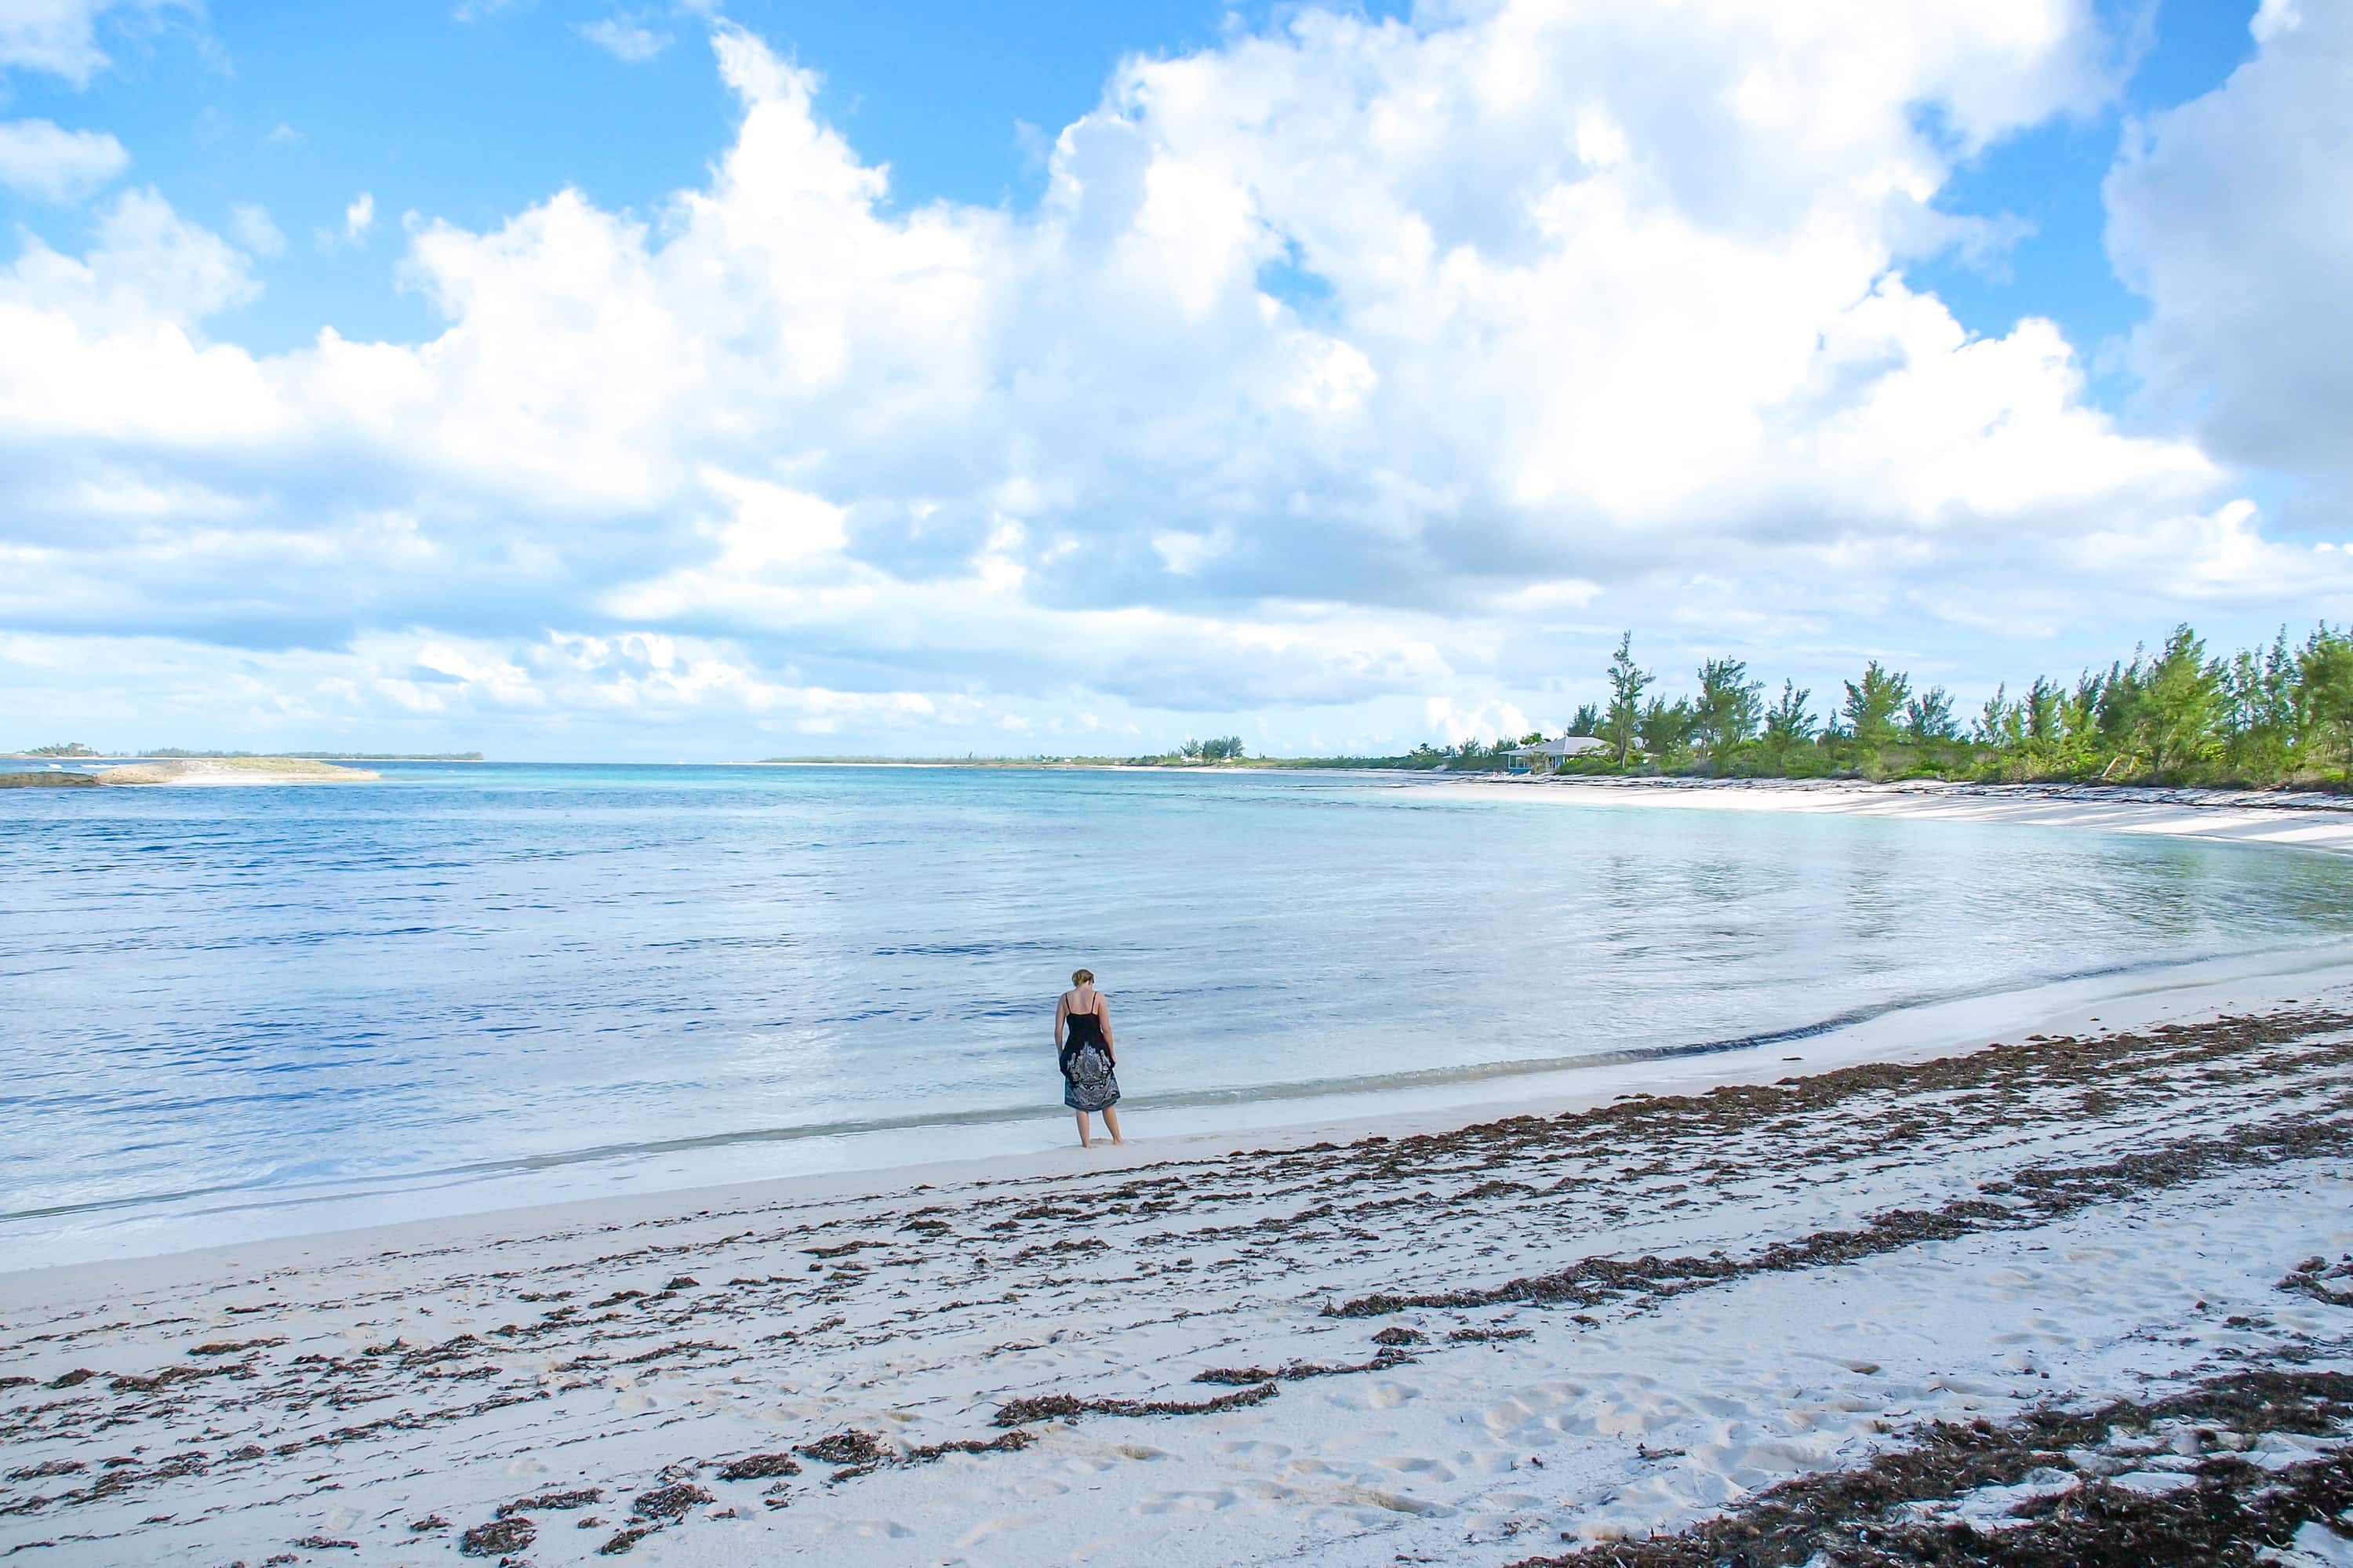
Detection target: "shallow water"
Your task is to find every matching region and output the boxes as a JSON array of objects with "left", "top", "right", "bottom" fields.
[{"left": 5, "top": 763, "right": 2351, "bottom": 1260}]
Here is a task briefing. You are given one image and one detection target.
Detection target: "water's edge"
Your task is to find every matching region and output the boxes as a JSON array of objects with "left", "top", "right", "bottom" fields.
[{"left": 14, "top": 936, "right": 2351, "bottom": 1265}]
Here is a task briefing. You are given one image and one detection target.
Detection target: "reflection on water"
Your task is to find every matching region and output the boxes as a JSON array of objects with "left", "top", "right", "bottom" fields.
[{"left": 5, "top": 764, "right": 2351, "bottom": 1239}]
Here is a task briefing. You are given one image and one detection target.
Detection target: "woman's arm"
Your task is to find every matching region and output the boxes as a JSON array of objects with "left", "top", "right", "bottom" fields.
[
  {"left": 1099, "top": 996, "right": 1113, "bottom": 1060},
  {"left": 1053, "top": 994, "right": 1067, "bottom": 1050}
]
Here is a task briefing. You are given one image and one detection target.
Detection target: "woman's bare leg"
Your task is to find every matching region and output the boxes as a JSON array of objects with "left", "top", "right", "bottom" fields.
[
  {"left": 1103, "top": 1106, "right": 1125, "bottom": 1145},
  {"left": 1074, "top": 1111, "right": 1093, "bottom": 1148}
]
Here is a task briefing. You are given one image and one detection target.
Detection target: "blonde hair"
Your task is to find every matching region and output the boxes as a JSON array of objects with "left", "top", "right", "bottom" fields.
[{"left": 1071, "top": 968, "right": 1096, "bottom": 986}]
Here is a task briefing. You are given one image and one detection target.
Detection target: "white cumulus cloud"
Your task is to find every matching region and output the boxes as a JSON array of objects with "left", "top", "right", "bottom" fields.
[
  {"left": 0, "top": 118, "right": 126, "bottom": 201},
  {"left": 2106, "top": 0, "right": 2353, "bottom": 481},
  {"left": 229, "top": 202, "right": 285, "bottom": 256},
  {"left": 0, "top": 0, "right": 191, "bottom": 85},
  {"left": 580, "top": 14, "right": 672, "bottom": 64}
]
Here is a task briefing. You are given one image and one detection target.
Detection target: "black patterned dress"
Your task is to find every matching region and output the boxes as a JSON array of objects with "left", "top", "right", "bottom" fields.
[{"left": 1060, "top": 1002, "right": 1120, "bottom": 1112}]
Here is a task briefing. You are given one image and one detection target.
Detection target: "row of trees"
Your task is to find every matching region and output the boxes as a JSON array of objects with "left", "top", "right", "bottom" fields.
[
  {"left": 1427, "top": 623, "right": 2353, "bottom": 787},
  {"left": 1170, "top": 736, "right": 1247, "bottom": 762}
]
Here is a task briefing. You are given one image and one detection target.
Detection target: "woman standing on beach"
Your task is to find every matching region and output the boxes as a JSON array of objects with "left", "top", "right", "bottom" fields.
[{"left": 1056, "top": 969, "right": 1124, "bottom": 1148}]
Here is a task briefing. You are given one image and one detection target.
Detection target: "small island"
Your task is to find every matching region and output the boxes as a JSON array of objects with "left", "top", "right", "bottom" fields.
[{"left": 91, "top": 757, "right": 382, "bottom": 786}]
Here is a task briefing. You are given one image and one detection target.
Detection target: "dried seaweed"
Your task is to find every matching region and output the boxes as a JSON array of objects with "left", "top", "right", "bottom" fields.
[
  {"left": 457, "top": 1517, "right": 533, "bottom": 1557},
  {"left": 993, "top": 1380, "right": 1279, "bottom": 1427},
  {"left": 1507, "top": 1370, "right": 2353, "bottom": 1568}
]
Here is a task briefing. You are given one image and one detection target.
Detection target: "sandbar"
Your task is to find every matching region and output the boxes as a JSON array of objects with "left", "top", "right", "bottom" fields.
[{"left": 92, "top": 756, "right": 382, "bottom": 786}]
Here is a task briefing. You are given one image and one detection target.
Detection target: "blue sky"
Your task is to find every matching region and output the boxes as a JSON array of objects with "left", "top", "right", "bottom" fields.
[{"left": 1, "top": 0, "right": 2346, "bottom": 758}]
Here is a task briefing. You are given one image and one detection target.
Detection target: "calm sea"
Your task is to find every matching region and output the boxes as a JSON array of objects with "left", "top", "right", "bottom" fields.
[{"left": 6, "top": 762, "right": 2351, "bottom": 1262}]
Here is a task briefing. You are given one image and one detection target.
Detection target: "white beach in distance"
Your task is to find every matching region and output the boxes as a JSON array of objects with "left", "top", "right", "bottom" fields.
[{"left": 7, "top": 781, "right": 2353, "bottom": 1566}]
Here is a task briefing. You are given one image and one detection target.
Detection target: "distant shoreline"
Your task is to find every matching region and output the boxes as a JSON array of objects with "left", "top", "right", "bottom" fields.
[
  {"left": 1, "top": 753, "right": 479, "bottom": 762},
  {"left": 1458, "top": 772, "right": 2353, "bottom": 853}
]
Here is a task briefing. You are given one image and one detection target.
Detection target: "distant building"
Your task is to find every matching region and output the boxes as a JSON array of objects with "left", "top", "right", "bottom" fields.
[{"left": 1505, "top": 734, "right": 1609, "bottom": 774}]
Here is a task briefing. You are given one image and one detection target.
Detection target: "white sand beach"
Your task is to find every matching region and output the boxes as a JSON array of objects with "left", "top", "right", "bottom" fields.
[
  {"left": 1464, "top": 773, "right": 2353, "bottom": 855},
  {"left": 9, "top": 790, "right": 2353, "bottom": 1566}
]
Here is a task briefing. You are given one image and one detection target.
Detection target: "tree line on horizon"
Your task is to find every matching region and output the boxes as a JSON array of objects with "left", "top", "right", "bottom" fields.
[
  {"left": 1153, "top": 735, "right": 1248, "bottom": 763},
  {"left": 1408, "top": 622, "right": 2353, "bottom": 788}
]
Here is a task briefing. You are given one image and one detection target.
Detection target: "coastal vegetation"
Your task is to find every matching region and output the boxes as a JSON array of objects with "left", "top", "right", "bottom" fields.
[
  {"left": 1521, "top": 621, "right": 2353, "bottom": 788},
  {"left": 1252, "top": 621, "right": 2353, "bottom": 788}
]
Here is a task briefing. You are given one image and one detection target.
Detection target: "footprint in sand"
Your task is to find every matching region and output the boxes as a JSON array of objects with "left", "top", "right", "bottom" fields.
[
  {"left": 955, "top": 1512, "right": 1046, "bottom": 1546},
  {"left": 1216, "top": 1440, "right": 1292, "bottom": 1459},
  {"left": 1333, "top": 1484, "right": 1451, "bottom": 1517},
  {"left": 1482, "top": 1397, "right": 1537, "bottom": 1437},
  {"left": 833, "top": 1519, "right": 916, "bottom": 1538},
  {"left": 1367, "top": 1381, "right": 1419, "bottom": 1409},
  {"left": 1133, "top": 1488, "right": 1241, "bottom": 1515},
  {"left": 1373, "top": 1456, "right": 1455, "bottom": 1482},
  {"left": 1067, "top": 1526, "right": 1172, "bottom": 1560}
]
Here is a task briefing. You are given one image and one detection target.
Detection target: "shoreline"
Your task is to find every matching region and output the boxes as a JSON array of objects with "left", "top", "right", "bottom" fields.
[
  {"left": 6, "top": 973, "right": 2352, "bottom": 1564},
  {"left": 1460, "top": 771, "right": 2353, "bottom": 853},
  {"left": 13, "top": 937, "right": 2351, "bottom": 1286}
]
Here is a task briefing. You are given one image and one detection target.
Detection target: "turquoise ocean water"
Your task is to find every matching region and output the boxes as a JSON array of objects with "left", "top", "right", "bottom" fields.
[{"left": 5, "top": 762, "right": 2351, "bottom": 1262}]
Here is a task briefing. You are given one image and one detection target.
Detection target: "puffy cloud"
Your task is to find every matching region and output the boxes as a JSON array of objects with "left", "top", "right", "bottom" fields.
[
  {"left": 1425, "top": 697, "right": 1533, "bottom": 746},
  {"left": 2105, "top": 2, "right": 2353, "bottom": 480},
  {"left": 229, "top": 202, "right": 285, "bottom": 256},
  {"left": 0, "top": 2, "right": 2329, "bottom": 754},
  {"left": 344, "top": 191, "right": 374, "bottom": 240},
  {"left": 579, "top": 14, "right": 671, "bottom": 64},
  {"left": 0, "top": 118, "right": 127, "bottom": 200},
  {"left": 0, "top": 0, "right": 189, "bottom": 85}
]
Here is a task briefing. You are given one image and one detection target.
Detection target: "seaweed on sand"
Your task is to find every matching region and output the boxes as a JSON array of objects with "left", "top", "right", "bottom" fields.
[
  {"left": 627, "top": 1481, "right": 712, "bottom": 1520},
  {"left": 1192, "top": 1346, "right": 1417, "bottom": 1384},
  {"left": 457, "top": 1517, "right": 533, "bottom": 1556},
  {"left": 1331, "top": 1108, "right": 2353, "bottom": 1318},
  {"left": 994, "top": 1380, "right": 1279, "bottom": 1427},
  {"left": 1507, "top": 1370, "right": 2353, "bottom": 1568},
  {"left": 496, "top": 1486, "right": 600, "bottom": 1516}
]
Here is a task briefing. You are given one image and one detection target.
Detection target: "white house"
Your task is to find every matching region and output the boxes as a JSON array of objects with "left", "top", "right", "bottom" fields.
[{"left": 1505, "top": 734, "right": 1609, "bottom": 773}]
